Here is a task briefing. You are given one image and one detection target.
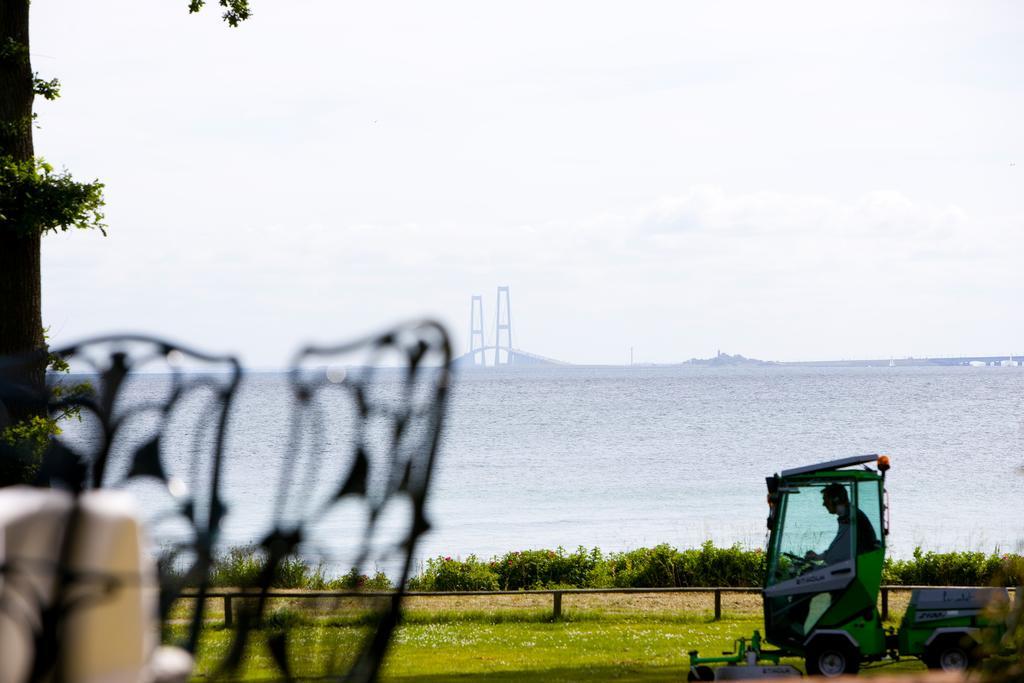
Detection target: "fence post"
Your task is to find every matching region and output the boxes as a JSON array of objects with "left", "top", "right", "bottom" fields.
[
  {"left": 714, "top": 589, "right": 722, "bottom": 621},
  {"left": 224, "top": 595, "right": 233, "bottom": 628},
  {"left": 881, "top": 587, "right": 889, "bottom": 621},
  {"left": 552, "top": 591, "right": 562, "bottom": 620}
]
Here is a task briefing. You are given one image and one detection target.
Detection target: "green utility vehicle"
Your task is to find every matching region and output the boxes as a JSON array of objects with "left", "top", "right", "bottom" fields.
[{"left": 688, "top": 454, "right": 1011, "bottom": 680}]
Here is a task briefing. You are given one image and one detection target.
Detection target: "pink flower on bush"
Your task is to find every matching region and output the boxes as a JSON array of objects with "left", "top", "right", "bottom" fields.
[{"left": 444, "top": 556, "right": 452, "bottom": 562}]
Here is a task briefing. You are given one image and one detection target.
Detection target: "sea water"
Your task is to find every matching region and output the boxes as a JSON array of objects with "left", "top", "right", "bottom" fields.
[{"left": 59, "top": 365, "right": 1024, "bottom": 570}]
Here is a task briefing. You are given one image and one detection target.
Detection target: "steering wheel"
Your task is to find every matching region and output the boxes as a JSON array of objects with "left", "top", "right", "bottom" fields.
[{"left": 782, "top": 551, "right": 818, "bottom": 572}]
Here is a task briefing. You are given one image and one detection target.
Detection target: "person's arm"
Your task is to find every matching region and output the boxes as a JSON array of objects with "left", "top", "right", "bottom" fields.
[{"left": 821, "top": 523, "right": 852, "bottom": 564}]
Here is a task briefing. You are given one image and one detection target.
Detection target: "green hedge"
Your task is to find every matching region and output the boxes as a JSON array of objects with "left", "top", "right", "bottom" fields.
[
  {"left": 194, "top": 544, "right": 1023, "bottom": 590},
  {"left": 603, "top": 543, "right": 765, "bottom": 588},
  {"left": 494, "top": 547, "right": 603, "bottom": 590},
  {"left": 408, "top": 544, "right": 1023, "bottom": 591},
  {"left": 883, "top": 548, "right": 1024, "bottom": 586},
  {"left": 408, "top": 542, "right": 765, "bottom": 591},
  {"left": 407, "top": 555, "right": 499, "bottom": 591},
  {"left": 203, "top": 545, "right": 393, "bottom": 590}
]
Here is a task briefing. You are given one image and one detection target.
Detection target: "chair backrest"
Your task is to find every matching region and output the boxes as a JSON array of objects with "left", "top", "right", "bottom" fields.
[
  {"left": 1, "top": 323, "right": 451, "bottom": 682},
  {"left": 216, "top": 320, "right": 451, "bottom": 682},
  {"left": 0, "top": 335, "right": 242, "bottom": 665}
]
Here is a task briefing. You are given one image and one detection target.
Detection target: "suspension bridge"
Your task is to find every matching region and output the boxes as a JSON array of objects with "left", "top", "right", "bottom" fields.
[{"left": 451, "top": 287, "right": 568, "bottom": 368}]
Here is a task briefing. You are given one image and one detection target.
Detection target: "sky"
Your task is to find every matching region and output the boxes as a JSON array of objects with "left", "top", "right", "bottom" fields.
[{"left": 32, "top": 1, "right": 1024, "bottom": 366}]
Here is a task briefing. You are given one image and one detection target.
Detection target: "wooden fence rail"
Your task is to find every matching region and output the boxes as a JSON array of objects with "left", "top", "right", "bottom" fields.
[{"left": 181, "top": 585, "right": 1016, "bottom": 627}]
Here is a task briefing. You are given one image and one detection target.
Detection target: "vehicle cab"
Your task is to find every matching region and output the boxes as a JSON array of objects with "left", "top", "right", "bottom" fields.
[{"left": 763, "top": 454, "right": 890, "bottom": 676}]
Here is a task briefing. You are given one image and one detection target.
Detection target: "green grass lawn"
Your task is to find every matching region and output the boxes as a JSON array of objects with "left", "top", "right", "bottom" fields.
[{"left": 186, "top": 611, "right": 933, "bottom": 681}]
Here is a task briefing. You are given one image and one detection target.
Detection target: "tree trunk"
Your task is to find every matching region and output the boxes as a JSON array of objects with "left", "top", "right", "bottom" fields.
[
  {"left": 0, "top": 0, "right": 45, "bottom": 420},
  {"left": 0, "top": 0, "right": 35, "bottom": 160},
  {"left": 0, "top": 231, "right": 44, "bottom": 407}
]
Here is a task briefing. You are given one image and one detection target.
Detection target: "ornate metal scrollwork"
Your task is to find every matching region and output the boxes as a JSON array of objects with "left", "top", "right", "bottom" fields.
[
  {"left": 1, "top": 321, "right": 451, "bottom": 682},
  {"left": 0, "top": 335, "right": 241, "bottom": 668},
  {"left": 218, "top": 320, "right": 451, "bottom": 681}
]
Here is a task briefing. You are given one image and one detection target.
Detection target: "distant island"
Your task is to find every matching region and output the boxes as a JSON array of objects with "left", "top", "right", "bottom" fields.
[
  {"left": 450, "top": 348, "right": 1021, "bottom": 370},
  {"left": 784, "top": 355, "right": 1020, "bottom": 368},
  {"left": 685, "top": 352, "right": 1021, "bottom": 368},
  {"left": 685, "top": 351, "right": 776, "bottom": 367}
]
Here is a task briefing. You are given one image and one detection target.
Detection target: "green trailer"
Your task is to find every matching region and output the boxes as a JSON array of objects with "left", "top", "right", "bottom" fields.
[
  {"left": 688, "top": 454, "right": 1011, "bottom": 679},
  {"left": 897, "top": 586, "right": 1010, "bottom": 670}
]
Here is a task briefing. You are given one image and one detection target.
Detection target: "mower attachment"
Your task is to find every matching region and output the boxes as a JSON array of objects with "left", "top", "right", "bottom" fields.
[{"left": 688, "top": 631, "right": 801, "bottom": 680}]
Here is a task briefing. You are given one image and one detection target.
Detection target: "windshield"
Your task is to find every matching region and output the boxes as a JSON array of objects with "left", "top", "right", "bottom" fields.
[{"left": 767, "top": 481, "right": 854, "bottom": 585}]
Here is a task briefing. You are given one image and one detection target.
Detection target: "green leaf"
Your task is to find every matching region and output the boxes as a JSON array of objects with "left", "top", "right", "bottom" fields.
[
  {"left": 32, "top": 76, "right": 61, "bottom": 101},
  {"left": 0, "top": 156, "right": 106, "bottom": 238}
]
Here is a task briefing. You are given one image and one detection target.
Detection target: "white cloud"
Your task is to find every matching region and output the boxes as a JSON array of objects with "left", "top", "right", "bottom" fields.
[
  {"left": 32, "top": 0, "right": 1024, "bottom": 364},
  {"left": 43, "top": 185, "right": 1023, "bottom": 365}
]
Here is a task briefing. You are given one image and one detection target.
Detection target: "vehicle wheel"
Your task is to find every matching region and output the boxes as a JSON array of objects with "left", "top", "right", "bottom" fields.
[
  {"left": 687, "top": 665, "right": 715, "bottom": 681},
  {"left": 924, "top": 636, "right": 976, "bottom": 672},
  {"left": 805, "top": 639, "right": 861, "bottom": 678}
]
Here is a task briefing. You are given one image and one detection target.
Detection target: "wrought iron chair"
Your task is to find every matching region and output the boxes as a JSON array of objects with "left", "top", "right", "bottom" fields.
[
  {"left": 1, "top": 321, "right": 451, "bottom": 682},
  {"left": 0, "top": 335, "right": 241, "bottom": 682},
  {"left": 214, "top": 320, "right": 451, "bottom": 682}
]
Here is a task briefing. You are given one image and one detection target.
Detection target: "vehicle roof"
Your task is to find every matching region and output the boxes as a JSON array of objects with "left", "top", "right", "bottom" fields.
[
  {"left": 782, "top": 469, "right": 882, "bottom": 483},
  {"left": 779, "top": 454, "right": 882, "bottom": 478}
]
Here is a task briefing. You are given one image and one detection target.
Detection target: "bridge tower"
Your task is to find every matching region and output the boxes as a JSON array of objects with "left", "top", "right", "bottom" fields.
[
  {"left": 494, "top": 286, "right": 513, "bottom": 366},
  {"left": 469, "top": 295, "right": 486, "bottom": 367}
]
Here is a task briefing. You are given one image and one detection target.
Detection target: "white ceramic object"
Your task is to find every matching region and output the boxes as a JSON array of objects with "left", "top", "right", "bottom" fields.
[{"left": 0, "top": 486, "right": 192, "bottom": 683}]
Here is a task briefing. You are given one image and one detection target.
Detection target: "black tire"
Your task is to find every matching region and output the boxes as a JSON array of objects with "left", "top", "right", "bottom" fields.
[
  {"left": 923, "top": 636, "right": 976, "bottom": 672},
  {"left": 687, "top": 665, "right": 715, "bottom": 681},
  {"left": 805, "top": 638, "right": 861, "bottom": 678}
]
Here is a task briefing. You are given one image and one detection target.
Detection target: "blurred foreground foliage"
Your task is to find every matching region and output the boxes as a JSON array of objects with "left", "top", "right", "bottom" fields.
[{"left": 980, "top": 554, "right": 1024, "bottom": 683}]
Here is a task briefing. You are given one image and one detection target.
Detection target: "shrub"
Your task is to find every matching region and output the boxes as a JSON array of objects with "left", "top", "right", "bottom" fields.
[
  {"left": 208, "top": 546, "right": 332, "bottom": 589},
  {"left": 600, "top": 542, "right": 763, "bottom": 588},
  {"left": 493, "top": 547, "right": 600, "bottom": 590},
  {"left": 408, "top": 555, "right": 498, "bottom": 591},
  {"left": 998, "top": 554, "right": 1024, "bottom": 586},
  {"left": 209, "top": 545, "right": 265, "bottom": 587},
  {"left": 883, "top": 548, "right": 1023, "bottom": 587},
  {"left": 208, "top": 543, "right": 1024, "bottom": 592},
  {"left": 275, "top": 555, "right": 316, "bottom": 589},
  {"left": 407, "top": 544, "right": 769, "bottom": 591},
  {"left": 584, "top": 560, "right": 615, "bottom": 588},
  {"left": 330, "top": 568, "right": 393, "bottom": 591},
  {"left": 678, "top": 542, "right": 764, "bottom": 587},
  {"left": 606, "top": 544, "right": 682, "bottom": 588}
]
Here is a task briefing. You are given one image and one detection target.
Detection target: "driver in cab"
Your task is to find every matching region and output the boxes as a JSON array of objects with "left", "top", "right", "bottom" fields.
[{"left": 804, "top": 483, "right": 879, "bottom": 565}]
